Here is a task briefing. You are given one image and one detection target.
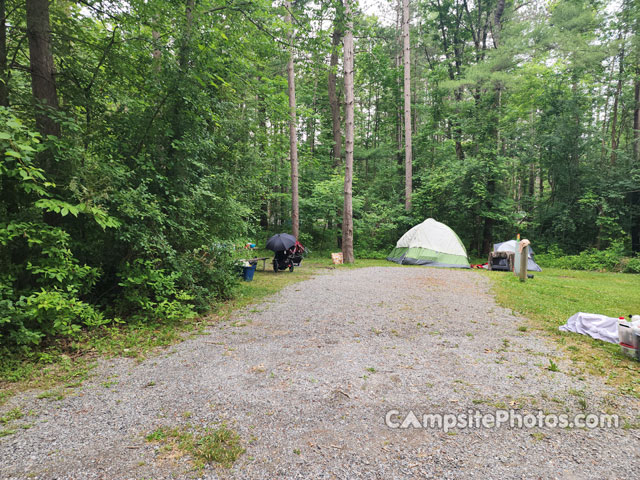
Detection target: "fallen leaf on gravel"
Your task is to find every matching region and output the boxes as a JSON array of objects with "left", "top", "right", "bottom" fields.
[{"left": 250, "top": 364, "right": 266, "bottom": 373}]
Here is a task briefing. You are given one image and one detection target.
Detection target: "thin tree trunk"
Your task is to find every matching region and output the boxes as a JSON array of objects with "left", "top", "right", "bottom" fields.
[
  {"left": 180, "top": 0, "right": 195, "bottom": 70},
  {"left": 633, "top": 68, "right": 639, "bottom": 164},
  {"left": 492, "top": 0, "right": 506, "bottom": 48},
  {"left": 328, "top": 20, "right": 343, "bottom": 167},
  {"left": 152, "top": 14, "right": 162, "bottom": 73},
  {"left": 373, "top": 87, "right": 380, "bottom": 148},
  {"left": 0, "top": 0, "right": 8, "bottom": 107},
  {"left": 342, "top": 0, "right": 354, "bottom": 264},
  {"left": 402, "top": 0, "right": 412, "bottom": 211},
  {"left": 285, "top": 1, "right": 299, "bottom": 238},
  {"left": 308, "top": 72, "right": 318, "bottom": 154},
  {"left": 395, "top": 0, "right": 402, "bottom": 166},
  {"left": 610, "top": 46, "right": 624, "bottom": 165},
  {"left": 25, "top": 0, "right": 60, "bottom": 143},
  {"left": 631, "top": 68, "right": 640, "bottom": 253}
]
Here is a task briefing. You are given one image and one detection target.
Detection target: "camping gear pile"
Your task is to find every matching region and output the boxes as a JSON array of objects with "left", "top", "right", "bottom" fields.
[
  {"left": 266, "top": 233, "right": 306, "bottom": 273},
  {"left": 387, "top": 218, "right": 470, "bottom": 268},
  {"left": 559, "top": 313, "right": 640, "bottom": 361},
  {"left": 489, "top": 240, "right": 542, "bottom": 272}
]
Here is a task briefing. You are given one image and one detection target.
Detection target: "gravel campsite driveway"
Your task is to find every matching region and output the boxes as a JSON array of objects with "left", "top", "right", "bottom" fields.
[{"left": 1, "top": 267, "right": 639, "bottom": 479}]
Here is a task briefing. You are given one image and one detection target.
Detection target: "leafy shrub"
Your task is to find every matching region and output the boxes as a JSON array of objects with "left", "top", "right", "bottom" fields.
[
  {"left": 621, "top": 257, "right": 640, "bottom": 274},
  {"left": 115, "top": 259, "right": 197, "bottom": 323},
  {"left": 537, "top": 242, "right": 640, "bottom": 273},
  {"left": 175, "top": 244, "right": 240, "bottom": 312},
  {"left": 355, "top": 250, "right": 389, "bottom": 260},
  {"left": 0, "top": 223, "right": 107, "bottom": 348}
]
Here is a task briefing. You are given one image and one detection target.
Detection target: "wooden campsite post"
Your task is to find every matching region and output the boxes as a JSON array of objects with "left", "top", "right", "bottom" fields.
[
  {"left": 514, "top": 235, "right": 529, "bottom": 282},
  {"left": 519, "top": 245, "right": 528, "bottom": 282}
]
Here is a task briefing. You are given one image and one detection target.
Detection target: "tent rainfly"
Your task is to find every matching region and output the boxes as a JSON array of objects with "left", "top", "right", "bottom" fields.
[
  {"left": 387, "top": 218, "right": 470, "bottom": 268},
  {"left": 493, "top": 240, "right": 542, "bottom": 272}
]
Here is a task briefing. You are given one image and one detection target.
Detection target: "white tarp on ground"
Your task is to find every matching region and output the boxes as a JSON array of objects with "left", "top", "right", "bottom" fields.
[
  {"left": 559, "top": 312, "right": 619, "bottom": 344},
  {"left": 396, "top": 218, "right": 467, "bottom": 256}
]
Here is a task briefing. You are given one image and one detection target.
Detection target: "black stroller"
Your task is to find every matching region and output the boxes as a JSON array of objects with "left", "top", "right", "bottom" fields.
[{"left": 266, "top": 234, "right": 306, "bottom": 273}]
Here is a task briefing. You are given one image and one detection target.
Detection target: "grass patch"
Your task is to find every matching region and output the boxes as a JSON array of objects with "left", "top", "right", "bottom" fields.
[
  {"left": 0, "top": 390, "right": 13, "bottom": 407},
  {"left": 36, "top": 390, "right": 66, "bottom": 401},
  {"left": 0, "top": 353, "right": 96, "bottom": 401},
  {"left": 485, "top": 268, "right": 640, "bottom": 396},
  {"left": 0, "top": 407, "right": 23, "bottom": 424},
  {"left": 145, "top": 424, "right": 244, "bottom": 469}
]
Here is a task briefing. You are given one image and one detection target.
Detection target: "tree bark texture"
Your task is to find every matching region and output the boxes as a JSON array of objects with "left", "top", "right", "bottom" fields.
[
  {"left": 328, "top": 21, "right": 343, "bottom": 167},
  {"left": 633, "top": 68, "right": 639, "bottom": 164},
  {"left": 26, "top": 0, "right": 60, "bottom": 140},
  {"left": 0, "top": 0, "right": 8, "bottom": 107},
  {"left": 610, "top": 46, "right": 624, "bottom": 165},
  {"left": 631, "top": 68, "right": 640, "bottom": 253},
  {"left": 286, "top": 1, "right": 299, "bottom": 239},
  {"left": 342, "top": 0, "right": 354, "bottom": 264},
  {"left": 402, "top": 0, "right": 412, "bottom": 211}
]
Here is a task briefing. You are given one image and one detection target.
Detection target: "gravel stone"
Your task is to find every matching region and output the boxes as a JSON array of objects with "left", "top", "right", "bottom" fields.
[{"left": 1, "top": 266, "right": 639, "bottom": 479}]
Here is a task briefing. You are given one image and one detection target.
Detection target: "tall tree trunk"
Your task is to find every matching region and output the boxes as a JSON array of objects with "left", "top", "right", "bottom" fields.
[
  {"left": 179, "top": 0, "right": 195, "bottom": 70},
  {"left": 492, "top": 0, "right": 506, "bottom": 48},
  {"left": 328, "top": 20, "right": 343, "bottom": 167},
  {"left": 342, "top": 0, "right": 354, "bottom": 264},
  {"left": 0, "top": 0, "right": 8, "bottom": 107},
  {"left": 610, "top": 46, "right": 624, "bottom": 165},
  {"left": 631, "top": 68, "right": 640, "bottom": 253},
  {"left": 633, "top": 67, "right": 639, "bottom": 164},
  {"left": 308, "top": 72, "right": 318, "bottom": 154},
  {"left": 453, "top": 90, "right": 465, "bottom": 160},
  {"left": 152, "top": 27, "right": 162, "bottom": 72},
  {"left": 395, "top": 0, "right": 402, "bottom": 166},
  {"left": 482, "top": 179, "right": 496, "bottom": 254},
  {"left": 402, "top": 0, "right": 412, "bottom": 211},
  {"left": 285, "top": 1, "right": 299, "bottom": 238},
  {"left": 25, "top": 0, "right": 60, "bottom": 143}
]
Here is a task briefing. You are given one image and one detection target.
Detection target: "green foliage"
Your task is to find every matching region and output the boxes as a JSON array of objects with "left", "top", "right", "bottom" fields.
[
  {"left": 537, "top": 242, "right": 640, "bottom": 273},
  {"left": 0, "top": 222, "right": 107, "bottom": 348},
  {"left": 174, "top": 245, "right": 241, "bottom": 313},
  {"left": 0, "top": 109, "right": 109, "bottom": 349},
  {"left": 115, "top": 259, "right": 196, "bottom": 323}
]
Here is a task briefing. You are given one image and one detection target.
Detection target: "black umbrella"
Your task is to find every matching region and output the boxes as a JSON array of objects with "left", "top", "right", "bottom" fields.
[{"left": 266, "top": 233, "right": 296, "bottom": 252}]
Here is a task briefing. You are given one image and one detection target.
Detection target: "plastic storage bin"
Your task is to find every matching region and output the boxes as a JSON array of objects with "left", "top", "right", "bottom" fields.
[{"left": 618, "top": 320, "right": 638, "bottom": 348}]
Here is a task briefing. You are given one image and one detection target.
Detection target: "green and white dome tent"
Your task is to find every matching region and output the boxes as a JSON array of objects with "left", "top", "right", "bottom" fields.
[{"left": 387, "top": 218, "right": 470, "bottom": 268}]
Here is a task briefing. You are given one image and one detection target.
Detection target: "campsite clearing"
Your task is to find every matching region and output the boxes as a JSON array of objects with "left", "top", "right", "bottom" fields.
[{"left": 1, "top": 266, "right": 638, "bottom": 478}]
